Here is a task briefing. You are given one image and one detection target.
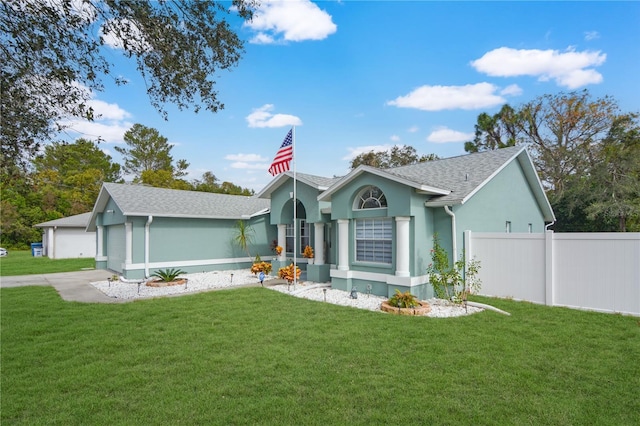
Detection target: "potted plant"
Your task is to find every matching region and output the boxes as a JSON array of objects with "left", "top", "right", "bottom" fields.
[
  {"left": 275, "top": 245, "right": 283, "bottom": 256},
  {"left": 303, "top": 245, "right": 314, "bottom": 264},
  {"left": 380, "top": 289, "right": 431, "bottom": 315}
]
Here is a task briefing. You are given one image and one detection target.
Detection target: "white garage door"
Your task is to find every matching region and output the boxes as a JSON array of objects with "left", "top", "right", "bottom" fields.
[{"left": 106, "top": 225, "right": 125, "bottom": 273}]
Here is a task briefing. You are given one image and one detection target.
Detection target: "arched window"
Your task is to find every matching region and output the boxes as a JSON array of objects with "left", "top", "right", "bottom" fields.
[
  {"left": 353, "top": 186, "right": 391, "bottom": 264},
  {"left": 355, "top": 186, "right": 387, "bottom": 210}
]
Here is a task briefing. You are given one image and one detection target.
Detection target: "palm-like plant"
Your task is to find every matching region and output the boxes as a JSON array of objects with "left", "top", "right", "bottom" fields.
[
  {"left": 233, "top": 220, "right": 255, "bottom": 258},
  {"left": 151, "top": 268, "right": 186, "bottom": 282}
]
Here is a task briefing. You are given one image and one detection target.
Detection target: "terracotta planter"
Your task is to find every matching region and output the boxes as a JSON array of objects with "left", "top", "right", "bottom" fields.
[
  {"left": 380, "top": 300, "right": 431, "bottom": 316},
  {"left": 146, "top": 278, "right": 188, "bottom": 287}
]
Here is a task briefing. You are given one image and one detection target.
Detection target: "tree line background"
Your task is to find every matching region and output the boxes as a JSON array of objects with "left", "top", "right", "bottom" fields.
[
  {"left": 350, "top": 90, "right": 639, "bottom": 234},
  {"left": 1, "top": 2, "right": 638, "bottom": 248},
  {"left": 0, "top": 123, "right": 254, "bottom": 249}
]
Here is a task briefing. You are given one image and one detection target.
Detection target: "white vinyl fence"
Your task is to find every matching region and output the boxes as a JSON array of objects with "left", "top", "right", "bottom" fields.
[{"left": 464, "top": 231, "right": 640, "bottom": 316}]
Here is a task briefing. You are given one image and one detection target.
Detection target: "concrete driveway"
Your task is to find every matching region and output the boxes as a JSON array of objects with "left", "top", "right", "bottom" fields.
[{"left": 1, "top": 269, "right": 127, "bottom": 303}]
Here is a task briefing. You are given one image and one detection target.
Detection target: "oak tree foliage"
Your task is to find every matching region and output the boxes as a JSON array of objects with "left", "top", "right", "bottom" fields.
[
  {"left": 464, "top": 90, "right": 640, "bottom": 231},
  {"left": 1, "top": 0, "right": 257, "bottom": 170},
  {"left": 350, "top": 145, "right": 438, "bottom": 170}
]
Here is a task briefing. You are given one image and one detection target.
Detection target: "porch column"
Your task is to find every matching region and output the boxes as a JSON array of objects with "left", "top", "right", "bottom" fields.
[
  {"left": 314, "top": 222, "right": 325, "bottom": 265},
  {"left": 96, "top": 225, "right": 104, "bottom": 257},
  {"left": 337, "top": 219, "right": 349, "bottom": 271},
  {"left": 395, "top": 216, "right": 410, "bottom": 277},
  {"left": 277, "top": 224, "right": 286, "bottom": 261},
  {"left": 125, "top": 221, "right": 133, "bottom": 266}
]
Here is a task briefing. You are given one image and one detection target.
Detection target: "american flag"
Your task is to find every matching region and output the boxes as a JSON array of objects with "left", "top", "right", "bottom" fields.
[{"left": 268, "top": 129, "right": 293, "bottom": 176}]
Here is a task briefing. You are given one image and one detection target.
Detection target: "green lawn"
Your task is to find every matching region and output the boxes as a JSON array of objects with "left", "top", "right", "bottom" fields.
[
  {"left": 1, "top": 286, "right": 639, "bottom": 425},
  {"left": 0, "top": 250, "right": 95, "bottom": 276}
]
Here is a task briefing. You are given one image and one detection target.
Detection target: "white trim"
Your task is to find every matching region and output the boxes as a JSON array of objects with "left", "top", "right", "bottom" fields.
[
  {"left": 318, "top": 165, "right": 450, "bottom": 202},
  {"left": 460, "top": 146, "right": 525, "bottom": 205},
  {"left": 314, "top": 222, "right": 325, "bottom": 265},
  {"left": 395, "top": 216, "right": 410, "bottom": 277},
  {"left": 126, "top": 256, "right": 255, "bottom": 271},
  {"left": 257, "top": 171, "right": 330, "bottom": 199},
  {"left": 337, "top": 219, "right": 349, "bottom": 271},
  {"left": 330, "top": 268, "right": 430, "bottom": 287}
]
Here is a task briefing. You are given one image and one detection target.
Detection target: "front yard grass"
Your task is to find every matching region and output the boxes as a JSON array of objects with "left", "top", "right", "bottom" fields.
[
  {"left": 1, "top": 286, "right": 639, "bottom": 425},
  {"left": 0, "top": 250, "right": 95, "bottom": 276}
]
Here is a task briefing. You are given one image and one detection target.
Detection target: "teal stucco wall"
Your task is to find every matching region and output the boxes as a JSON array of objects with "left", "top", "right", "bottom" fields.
[
  {"left": 455, "top": 159, "right": 546, "bottom": 255},
  {"left": 99, "top": 210, "right": 276, "bottom": 279}
]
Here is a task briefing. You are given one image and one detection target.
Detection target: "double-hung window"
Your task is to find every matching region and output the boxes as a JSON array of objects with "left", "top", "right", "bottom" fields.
[
  {"left": 285, "top": 221, "right": 310, "bottom": 255},
  {"left": 355, "top": 218, "right": 392, "bottom": 264},
  {"left": 285, "top": 224, "right": 294, "bottom": 253}
]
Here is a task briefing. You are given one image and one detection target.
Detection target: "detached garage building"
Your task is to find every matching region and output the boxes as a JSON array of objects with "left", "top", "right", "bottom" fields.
[{"left": 34, "top": 212, "right": 96, "bottom": 259}]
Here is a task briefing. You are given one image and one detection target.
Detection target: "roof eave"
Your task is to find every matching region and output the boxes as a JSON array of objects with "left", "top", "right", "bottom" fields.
[
  {"left": 318, "top": 165, "right": 450, "bottom": 202},
  {"left": 457, "top": 147, "right": 555, "bottom": 222}
]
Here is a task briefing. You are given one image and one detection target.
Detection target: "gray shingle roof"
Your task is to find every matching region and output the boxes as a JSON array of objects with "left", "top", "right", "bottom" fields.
[
  {"left": 100, "top": 183, "right": 270, "bottom": 219},
  {"left": 35, "top": 212, "right": 92, "bottom": 228},
  {"left": 256, "top": 171, "right": 342, "bottom": 199},
  {"left": 385, "top": 146, "right": 526, "bottom": 205},
  {"left": 294, "top": 172, "right": 342, "bottom": 189}
]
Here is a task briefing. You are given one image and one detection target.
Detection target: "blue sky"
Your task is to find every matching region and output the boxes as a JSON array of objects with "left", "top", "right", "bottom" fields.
[{"left": 60, "top": 1, "right": 640, "bottom": 192}]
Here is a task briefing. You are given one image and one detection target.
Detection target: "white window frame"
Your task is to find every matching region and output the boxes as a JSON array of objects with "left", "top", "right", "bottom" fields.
[
  {"left": 353, "top": 186, "right": 387, "bottom": 210},
  {"left": 355, "top": 218, "right": 392, "bottom": 264},
  {"left": 285, "top": 223, "right": 294, "bottom": 254},
  {"left": 285, "top": 220, "right": 310, "bottom": 255}
]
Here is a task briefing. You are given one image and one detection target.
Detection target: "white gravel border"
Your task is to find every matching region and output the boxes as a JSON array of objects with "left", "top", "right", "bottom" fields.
[{"left": 91, "top": 270, "right": 483, "bottom": 318}]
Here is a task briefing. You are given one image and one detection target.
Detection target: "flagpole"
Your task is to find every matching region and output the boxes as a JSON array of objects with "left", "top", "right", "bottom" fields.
[{"left": 292, "top": 125, "right": 297, "bottom": 287}]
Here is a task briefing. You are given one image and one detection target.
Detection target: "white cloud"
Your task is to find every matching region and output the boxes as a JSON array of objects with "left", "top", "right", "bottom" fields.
[
  {"left": 387, "top": 83, "right": 507, "bottom": 111},
  {"left": 427, "top": 127, "right": 474, "bottom": 144},
  {"left": 470, "top": 47, "right": 606, "bottom": 89},
  {"left": 390, "top": 135, "right": 400, "bottom": 142},
  {"left": 246, "top": 104, "right": 302, "bottom": 128},
  {"left": 59, "top": 119, "right": 133, "bottom": 144},
  {"left": 407, "top": 126, "right": 419, "bottom": 133},
  {"left": 57, "top": 84, "right": 134, "bottom": 143},
  {"left": 500, "top": 84, "right": 523, "bottom": 96},
  {"left": 245, "top": 0, "right": 337, "bottom": 44},
  {"left": 584, "top": 31, "right": 600, "bottom": 41},
  {"left": 87, "top": 99, "right": 131, "bottom": 121},
  {"left": 342, "top": 144, "right": 394, "bottom": 161},
  {"left": 225, "top": 153, "right": 268, "bottom": 162},
  {"left": 100, "top": 18, "right": 151, "bottom": 52}
]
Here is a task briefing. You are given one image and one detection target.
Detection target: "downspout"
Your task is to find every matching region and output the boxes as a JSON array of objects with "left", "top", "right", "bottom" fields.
[
  {"left": 145, "top": 215, "right": 153, "bottom": 278},
  {"left": 443, "top": 206, "right": 457, "bottom": 264}
]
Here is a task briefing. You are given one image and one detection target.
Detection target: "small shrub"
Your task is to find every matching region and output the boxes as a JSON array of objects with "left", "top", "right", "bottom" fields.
[
  {"left": 151, "top": 268, "right": 186, "bottom": 282},
  {"left": 387, "top": 289, "right": 420, "bottom": 308},
  {"left": 426, "top": 234, "right": 481, "bottom": 303},
  {"left": 278, "top": 263, "right": 301, "bottom": 283},
  {"left": 251, "top": 261, "right": 272, "bottom": 275}
]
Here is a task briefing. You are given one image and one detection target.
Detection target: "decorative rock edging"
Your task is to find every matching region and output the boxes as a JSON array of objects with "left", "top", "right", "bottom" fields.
[
  {"left": 380, "top": 300, "right": 431, "bottom": 316},
  {"left": 146, "top": 278, "right": 188, "bottom": 287}
]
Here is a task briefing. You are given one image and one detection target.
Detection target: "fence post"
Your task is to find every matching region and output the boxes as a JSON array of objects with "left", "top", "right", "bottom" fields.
[
  {"left": 464, "top": 230, "right": 472, "bottom": 259},
  {"left": 545, "top": 230, "right": 554, "bottom": 306},
  {"left": 463, "top": 230, "right": 472, "bottom": 279}
]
